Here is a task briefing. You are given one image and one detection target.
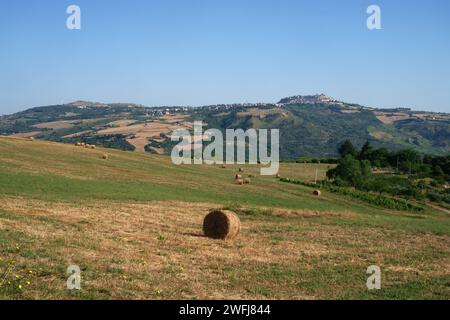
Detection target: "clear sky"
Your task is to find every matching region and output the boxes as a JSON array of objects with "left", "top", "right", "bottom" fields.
[{"left": 1, "top": 0, "right": 449, "bottom": 114}]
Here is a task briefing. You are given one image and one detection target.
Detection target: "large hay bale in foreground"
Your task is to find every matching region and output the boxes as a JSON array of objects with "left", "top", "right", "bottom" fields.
[
  {"left": 203, "top": 210, "right": 241, "bottom": 240},
  {"left": 312, "top": 190, "right": 321, "bottom": 196}
]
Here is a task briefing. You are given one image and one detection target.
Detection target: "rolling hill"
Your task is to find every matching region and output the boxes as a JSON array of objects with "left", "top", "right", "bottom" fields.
[
  {"left": 1, "top": 95, "right": 449, "bottom": 159},
  {"left": 0, "top": 137, "right": 449, "bottom": 299}
]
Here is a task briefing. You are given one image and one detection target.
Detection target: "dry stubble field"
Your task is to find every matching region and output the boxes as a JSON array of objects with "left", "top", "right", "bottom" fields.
[{"left": 0, "top": 137, "right": 449, "bottom": 299}]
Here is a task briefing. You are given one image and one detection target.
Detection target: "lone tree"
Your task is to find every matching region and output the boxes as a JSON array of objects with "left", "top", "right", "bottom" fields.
[
  {"left": 332, "top": 155, "right": 371, "bottom": 188},
  {"left": 338, "top": 140, "right": 358, "bottom": 158},
  {"left": 358, "top": 141, "right": 373, "bottom": 161}
]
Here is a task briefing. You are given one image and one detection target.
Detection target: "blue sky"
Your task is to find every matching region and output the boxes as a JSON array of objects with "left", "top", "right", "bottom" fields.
[{"left": 0, "top": 0, "right": 449, "bottom": 114}]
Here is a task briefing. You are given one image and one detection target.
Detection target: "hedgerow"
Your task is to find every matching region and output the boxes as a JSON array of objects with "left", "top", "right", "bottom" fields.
[{"left": 280, "top": 178, "right": 424, "bottom": 212}]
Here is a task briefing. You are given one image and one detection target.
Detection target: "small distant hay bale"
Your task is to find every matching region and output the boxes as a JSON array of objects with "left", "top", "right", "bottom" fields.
[
  {"left": 101, "top": 153, "right": 108, "bottom": 160},
  {"left": 221, "top": 164, "right": 226, "bottom": 168},
  {"left": 29, "top": 137, "right": 35, "bottom": 141},
  {"left": 203, "top": 210, "right": 241, "bottom": 240},
  {"left": 236, "top": 179, "right": 244, "bottom": 185},
  {"left": 239, "top": 167, "right": 244, "bottom": 172},
  {"left": 81, "top": 142, "right": 86, "bottom": 147},
  {"left": 90, "top": 145, "right": 96, "bottom": 149},
  {"left": 235, "top": 174, "right": 242, "bottom": 180},
  {"left": 75, "top": 142, "right": 81, "bottom": 146},
  {"left": 276, "top": 173, "right": 281, "bottom": 178},
  {"left": 243, "top": 178, "right": 251, "bottom": 184},
  {"left": 312, "top": 190, "right": 321, "bottom": 196},
  {"left": 85, "top": 144, "right": 91, "bottom": 148}
]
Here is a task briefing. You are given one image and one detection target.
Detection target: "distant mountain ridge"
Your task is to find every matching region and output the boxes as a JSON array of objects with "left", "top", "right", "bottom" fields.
[{"left": 1, "top": 94, "right": 449, "bottom": 158}]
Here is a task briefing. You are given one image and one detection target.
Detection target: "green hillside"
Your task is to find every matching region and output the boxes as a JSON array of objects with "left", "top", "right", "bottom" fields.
[
  {"left": 1, "top": 96, "right": 449, "bottom": 159},
  {"left": 192, "top": 104, "right": 450, "bottom": 158}
]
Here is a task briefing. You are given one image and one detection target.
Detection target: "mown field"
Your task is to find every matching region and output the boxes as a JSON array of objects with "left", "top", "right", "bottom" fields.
[{"left": 0, "top": 137, "right": 449, "bottom": 299}]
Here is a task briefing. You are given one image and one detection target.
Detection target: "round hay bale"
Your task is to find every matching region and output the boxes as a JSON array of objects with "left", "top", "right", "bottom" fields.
[
  {"left": 101, "top": 154, "right": 108, "bottom": 160},
  {"left": 276, "top": 173, "right": 281, "bottom": 178},
  {"left": 75, "top": 142, "right": 81, "bottom": 146},
  {"left": 235, "top": 179, "right": 244, "bottom": 185},
  {"left": 239, "top": 167, "right": 244, "bottom": 172},
  {"left": 29, "top": 137, "right": 35, "bottom": 141},
  {"left": 85, "top": 144, "right": 91, "bottom": 148},
  {"left": 203, "top": 210, "right": 241, "bottom": 240},
  {"left": 81, "top": 142, "right": 86, "bottom": 147},
  {"left": 312, "top": 190, "right": 321, "bottom": 196},
  {"left": 235, "top": 174, "right": 242, "bottom": 180},
  {"left": 243, "top": 178, "right": 251, "bottom": 184},
  {"left": 221, "top": 164, "right": 226, "bottom": 168},
  {"left": 90, "top": 145, "right": 96, "bottom": 149}
]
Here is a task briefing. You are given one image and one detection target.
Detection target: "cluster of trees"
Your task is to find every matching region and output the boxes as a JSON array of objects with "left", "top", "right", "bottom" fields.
[
  {"left": 327, "top": 140, "right": 450, "bottom": 204},
  {"left": 333, "top": 140, "right": 449, "bottom": 182},
  {"left": 62, "top": 134, "right": 135, "bottom": 152},
  {"left": 326, "top": 153, "right": 371, "bottom": 189}
]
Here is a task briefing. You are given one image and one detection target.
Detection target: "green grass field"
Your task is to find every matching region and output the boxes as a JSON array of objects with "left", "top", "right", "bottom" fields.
[{"left": 0, "top": 137, "right": 449, "bottom": 299}]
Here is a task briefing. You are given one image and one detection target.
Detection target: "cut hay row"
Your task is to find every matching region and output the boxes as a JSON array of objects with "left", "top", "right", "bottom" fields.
[
  {"left": 74, "top": 141, "right": 106, "bottom": 159},
  {"left": 74, "top": 142, "right": 96, "bottom": 149},
  {"left": 76, "top": 143, "right": 96, "bottom": 149}
]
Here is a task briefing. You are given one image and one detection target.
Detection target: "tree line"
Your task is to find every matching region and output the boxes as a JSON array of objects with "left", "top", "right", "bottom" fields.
[{"left": 326, "top": 140, "right": 450, "bottom": 204}]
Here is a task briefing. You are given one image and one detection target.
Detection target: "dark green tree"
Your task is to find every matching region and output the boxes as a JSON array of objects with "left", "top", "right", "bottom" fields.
[
  {"left": 338, "top": 140, "right": 358, "bottom": 158},
  {"left": 330, "top": 154, "right": 372, "bottom": 188},
  {"left": 358, "top": 141, "right": 373, "bottom": 161}
]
